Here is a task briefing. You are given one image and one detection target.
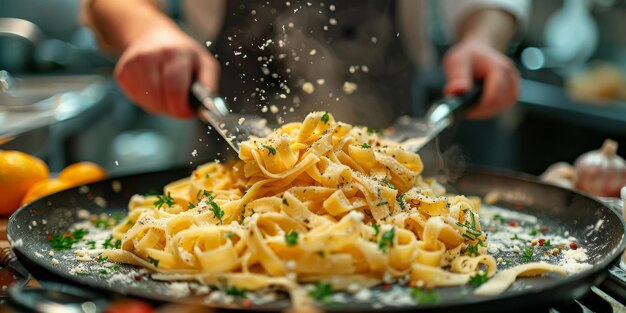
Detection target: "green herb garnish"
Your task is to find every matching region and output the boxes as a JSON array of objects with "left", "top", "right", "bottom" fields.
[
  {"left": 154, "top": 192, "right": 175, "bottom": 208},
  {"left": 148, "top": 256, "right": 160, "bottom": 267},
  {"left": 285, "top": 230, "right": 299, "bottom": 246},
  {"left": 110, "top": 265, "right": 121, "bottom": 271},
  {"left": 49, "top": 228, "right": 88, "bottom": 251},
  {"left": 188, "top": 202, "right": 196, "bottom": 210},
  {"left": 376, "top": 201, "right": 389, "bottom": 206},
  {"left": 380, "top": 178, "right": 396, "bottom": 190},
  {"left": 521, "top": 246, "right": 534, "bottom": 262},
  {"left": 372, "top": 224, "right": 380, "bottom": 236},
  {"left": 361, "top": 143, "right": 371, "bottom": 149},
  {"left": 530, "top": 228, "right": 540, "bottom": 236},
  {"left": 397, "top": 194, "right": 406, "bottom": 210},
  {"left": 263, "top": 145, "right": 277, "bottom": 155},
  {"left": 469, "top": 272, "right": 489, "bottom": 286},
  {"left": 378, "top": 228, "right": 395, "bottom": 252},
  {"left": 320, "top": 112, "right": 330, "bottom": 124},
  {"left": 309, "top": 281, "right": 332, "bottom": 302},
  {"left": 96, "top": 255, "right": 108, "bottom": 263},
  {"left": 492, "top": 214, "right": 505, "bottom": 224},
  {"left": 410, "top": 287, "right": 439, "bottom": 304},
  {"left": 225, "top": 286, "right": 247, "bottom": 297},
  {"left": 99, "top": 269, "right": 108, "bottom": 275},
  {"left": 86, "top": 240, "right": 96, "bottom": 249},
  {"left": 203, "top": 191, "right": 224, "bottom": 224}
]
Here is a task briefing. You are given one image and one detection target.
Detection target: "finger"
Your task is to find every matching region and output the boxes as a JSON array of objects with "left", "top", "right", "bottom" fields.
[
  {"left": 443, "top": 50, "right": 473, "bottom": 95},
  {"left": 195, "top": 52, "right": 220, "bottom": 94},
  {"left": 466, "top": 66, "right": 507, "bottom": 119},
  {"left": 161, "top": 54, "right": 195, "bottom": 119},
  {"left": 115, "top": 52, "right": 163, "bottom": 115}
]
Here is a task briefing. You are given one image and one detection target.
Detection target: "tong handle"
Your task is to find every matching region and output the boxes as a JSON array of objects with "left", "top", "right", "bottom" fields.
[
  {"left": 189, "top": 80, "right": 229, "bottom": 116},
  {"left": 426, "top": 81, "right": 484, "bottom": 124}
]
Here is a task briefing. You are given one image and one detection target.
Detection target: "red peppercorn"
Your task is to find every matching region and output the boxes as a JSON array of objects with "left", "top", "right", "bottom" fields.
[
  {"left": 508, "top": 220, "right": 519, "bottom": 227},
  {"left": 570, "top": 242, "right": 578, "bottom": 250},
  {"left": 540, "top": 225, "right": 548, "bottom": 233},
  {"left": 538, "top": 239, "right": 546, "bottom": 246},
  {"left": 134, "top": 275, "right": 143, "bottom": 281}
]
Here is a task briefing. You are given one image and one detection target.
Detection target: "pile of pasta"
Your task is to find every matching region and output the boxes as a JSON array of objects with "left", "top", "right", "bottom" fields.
[{"left": 104, "top": 112, "right": 518, "bottom": 305}]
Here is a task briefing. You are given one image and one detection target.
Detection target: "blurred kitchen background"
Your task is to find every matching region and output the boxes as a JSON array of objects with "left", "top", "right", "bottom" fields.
[{"left": 1, "top": 0, "right": 625, "bottom": 176}]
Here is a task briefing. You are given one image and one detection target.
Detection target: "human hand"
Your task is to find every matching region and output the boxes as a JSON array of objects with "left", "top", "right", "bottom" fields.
[
  {"left": 442, "top": 39, "right": 519, "bottom": 119},
  {"left": 114, "top": 28, "right": 219, "bottom": 119}
]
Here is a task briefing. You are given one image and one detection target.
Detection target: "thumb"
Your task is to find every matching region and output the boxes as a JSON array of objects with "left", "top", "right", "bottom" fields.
[{"left": 443, "top": 52, "right": 473, "bottom": 95}]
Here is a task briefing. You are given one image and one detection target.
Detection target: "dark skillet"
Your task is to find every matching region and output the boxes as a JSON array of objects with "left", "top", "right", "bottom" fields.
[{"left": 6, "top": 166, "right": 626, "bottom": 312}]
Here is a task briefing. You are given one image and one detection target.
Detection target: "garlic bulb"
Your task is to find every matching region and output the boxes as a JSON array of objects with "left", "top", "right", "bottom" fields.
[{"left": 574, "top": 139, "right": 626, "bottom": 197}]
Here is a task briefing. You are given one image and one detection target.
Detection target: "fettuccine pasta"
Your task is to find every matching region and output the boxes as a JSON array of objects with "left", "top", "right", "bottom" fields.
[{"left": 103, "top": 112, "right": 506, "bottom": 306}]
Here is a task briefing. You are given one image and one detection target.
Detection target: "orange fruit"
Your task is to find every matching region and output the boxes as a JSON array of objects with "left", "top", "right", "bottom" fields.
[
  {"left": 21, "top": 179, "right": 72, "bottom": 205},
  {"left": 0, "top": 150, "right": 49, "bottom": 215},
  {"left": 58, "top": 162, "right": 107, "bottom": 186}
]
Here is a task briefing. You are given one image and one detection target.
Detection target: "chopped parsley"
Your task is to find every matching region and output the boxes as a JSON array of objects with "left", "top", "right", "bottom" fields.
[
  {"left": 225, "top": 286, "right": 247, "bottom": 297},
  {"left": 366, "top": 127, "right": 376, "bottom": 134},
  {"left": 530, "top": 228, "right": 540, "bottom": 236},
  {"left": 361, "top": 143, "right": 371, "bottom": 149},
  {"left": 49, "top": 228, "right": 88, "bottom": 251},
  {"left": 203, "top": 191, "right": 224, "bottom": 224},
  {"left": 285, "top": 230, "right": 299, "bottom": 246},
  {"left": 148, "top": 256, "right": 160, "bottom": 267},
  {"left": 380, "top": 178, "right": 396, "bottom": 190},
  {"left": 320, "top": 112, "right": 330, "bottom": 124},
  {"left": 397, "top": 194, "right": 406, "bottom": 210},
  {"left": 521, "top": 246, "right": 534, "bottom": 262},
  {"left": 77, "top": 272, "right": 90, "bottom": 276},
  {"left": 96, "top": 255, "right": 108, "bottom": 263},
  {"left": 263, "top": 145, "right": 277, "bottom": 155},
  {"left": 465, "top": 241, "right": 483, "bottom": 257},
  {"left": 372, "top": 224, "right": 380, "bottom": 236},
  {"left": 102, "top": 235, "right": 122, "bottom": 249},
  {"left": 469, "top": 272, "right": 489, "bottom": 286},
  {"left": 309, "top": 281, "right": 332, "bottom": 302},
  {"left": 510, "top": 233, "right": 521, "bottom": 241},
  {"left": 543, "top": 239, "right": 551, "bottom": 247},
  {"left": 378, "top": 228, "right": 395, "bottom": 252},
  {"left": 99, "top": 269, "right": 108, "bottom": 275},
  {"left": 188, "top": 202, "right": 196, "bottom": 210},
  {"left": 110, "top": 265, "right": 121, "bottom": 271},
  {"left": 93, "top": 218, "right": 109, "bottom": 228},
  {"left": 154, "top": 192, "right": 175, "bottom": 208},
  {"left": 376, "top": 201, "right": 389, "bottom": 206},
  {"left": 492, "top": 214, "right": 505, "bottom": 224},
  {"left": 224, "top": 231, "right": 235, "bottom": 239},
  {"left": 86, "top": 240, "right": 96, "bottom": 249},
  {"left": 410, "top": 287, "right": 439, "bottom": 304}
]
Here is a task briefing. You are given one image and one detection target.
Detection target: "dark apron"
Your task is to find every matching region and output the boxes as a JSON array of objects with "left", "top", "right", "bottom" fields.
[{"left": 211, "top": 0, "right": 416, "bottom": 129}]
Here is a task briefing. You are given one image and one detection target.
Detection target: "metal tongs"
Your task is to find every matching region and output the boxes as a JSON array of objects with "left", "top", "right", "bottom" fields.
[
  {"left": 190, "top": 81, "right": 271, "bottom": 153},
  {"left": 191, "top": 80, "right": 482, "bottom": 154},
  {"left": 385, "top": 82, "right": 483, "bottom": 152}
]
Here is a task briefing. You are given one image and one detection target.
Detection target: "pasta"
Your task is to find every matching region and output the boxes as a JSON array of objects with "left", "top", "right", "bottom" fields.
[{"left": 102, "top": 112, "right": 557, "bottom": 307}]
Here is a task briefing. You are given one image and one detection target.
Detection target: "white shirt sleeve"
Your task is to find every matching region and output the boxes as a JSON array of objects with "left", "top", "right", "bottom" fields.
[{"left": 439, "top": 0, "right": 530, "bottom": 42}]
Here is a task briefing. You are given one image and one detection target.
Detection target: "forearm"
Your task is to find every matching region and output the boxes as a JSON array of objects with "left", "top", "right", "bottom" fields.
[
  {"left": 86, "top": 0, "right": 180, "bottom": 52},
  {"left": 457, "top": 9, "right": 517, "bottom": 52}
]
